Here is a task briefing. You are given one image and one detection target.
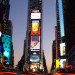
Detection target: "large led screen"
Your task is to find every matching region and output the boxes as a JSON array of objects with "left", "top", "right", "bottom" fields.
[
  {"left": 2, "top": 34, "right": 11, "bottom": 65},
  {"left": 0, "top": 32, "right": 2, "bottom": 37},
  {"left": 30, "top": 55, "right": 40, "bottom": 62},
  {"left": 56, "top": 59, "right": 60, "bottom": 68},
  {"left": 31, "top": 20, "right": 40, "bottom": 35},
  {"left": 0, "top": 24, "right": 2, "bottom": 31},
  {"left": 60, "top": 59, "right": 66, "bottom": 68},
  {"left": 58, "top": 0, "right": 65, "bottom": 37},
  {"left": 31, "top": 13, "right": 41, "bottom": 19},
  {"left": 60, "top": 43, "right": 66, "bottom": 56},
  {"left": 0, "top": 24, "right": 2, "bottom": 37},
  {"left": 30, "top": 36, "right": 40, "bottom": 50}
]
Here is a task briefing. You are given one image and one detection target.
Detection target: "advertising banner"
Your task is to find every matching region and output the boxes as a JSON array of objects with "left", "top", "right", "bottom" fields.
[
  {"left": 30, "top": 55, "right": 40, "bottom": 62},
  {"left": 31, "top": 20, "right": 40, "bottom": 35},
  {"left": 30, "top": 36, "right": 40, "bottom": 50},
  {"left": 60, "top": 59, "right": 66, "bottom": 68},
  {"left": 56, "top": 59, "right": 60, "bottom": 68},
  {"left": 31, "top": 13, "right": 41, "bottom": 19},
  {"left": 0, "top": 24, "right": 2, "bottom": 37},
  {"left": 60, "top": 43, "right": 66, "bottom": 56},
  {"left": 2, "top": 34, "right": 11, "bottom": 65}
]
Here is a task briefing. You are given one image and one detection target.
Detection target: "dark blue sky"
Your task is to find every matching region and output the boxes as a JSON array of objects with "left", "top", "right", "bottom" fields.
[{"left": 9, "top": 0, "right": 56, "bottom": 71}]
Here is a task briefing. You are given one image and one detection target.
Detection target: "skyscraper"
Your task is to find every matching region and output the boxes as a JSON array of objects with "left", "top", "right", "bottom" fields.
[
  {"left": 55, "top": 0, "right": 66, "bottom": 69},
  {"left": 0, "top": 0, "right": 10, "bottom": 21},
  {"left": 24, "top": 0, "right": 43, "bottom": 72},
  {"left": 62, "top": 0, "right": 75, "bottom": 69},
  {"left": 0, "top": 0, "right": 13, "bottom": 67},
  {"left": 55, "top": 0, "right": 75, "bottom": 69}
]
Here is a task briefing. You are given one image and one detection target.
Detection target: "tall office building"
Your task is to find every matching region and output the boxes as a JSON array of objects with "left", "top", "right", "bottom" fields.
[
  {"left": 0, "top": 0, "right": 13, "bottom": 67},
  {"left": 24, "top": 0, "right": 43, "bottom": 72},
  {"left": 56, "top": 0, "right": 66, "bottom": 57},
  {"left": 56, "top": 0, "right": 75, "bottom": 69},
  {"left": 55, "top": 26, "right": 60, "bottom": 58},
  {"left": 0, "top": 0, "right": 10, "bottom": 21},
  {"left": 56, "top": 0, "right": 66, "bottom": 69},
  {"left": 62, "top": 0, "right": 75, "bottom": 53},
  {"left": 62, "top": 0, "right": 75, "bottom": 69}
]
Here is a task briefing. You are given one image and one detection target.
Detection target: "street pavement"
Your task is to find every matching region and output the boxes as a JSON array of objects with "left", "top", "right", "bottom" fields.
[{"left": 0, "top": 71, "right": 44, "bottom": 75}]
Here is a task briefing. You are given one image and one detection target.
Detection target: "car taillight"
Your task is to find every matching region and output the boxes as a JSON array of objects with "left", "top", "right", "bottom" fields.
[{"left": 54, "top": 72, "right": 62, "bottom": 75}]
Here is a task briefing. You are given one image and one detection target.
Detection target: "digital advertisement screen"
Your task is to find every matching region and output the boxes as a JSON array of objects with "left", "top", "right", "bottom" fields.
[
  {"left": 56, "top": 59, "right": 60, "bottom": 68},
  {"left": 58, "top": 0, "right": 65, "bottom": 37},
  {"left": 0, "top": 32, "right": 2, "bottom": 37},
  {"left": 30, "top": 36, "right": 40, "bottom": 50},
  {"left": 30, "top": 55, "right": 40, "bottom": 62},
  {"left": 31, "top": 20, "right": 40, "bottom": 35},
  {"left": 31, "top": 13, "right": 41, "bottom": 19},
  {"left": 60, "top": 59, "right": 66, "bottom": 68},
  {"left": 0, "top": 24, "right": 2, "bottom": 31},
  {"left": 0, "top": 24, "right": 2, "bottom": 37},
  {"left": 2, "top": 34, "right": 11, "bottom": 65},
  {"left": 60, "top": 43, "right": 66, "bottom": 56}
]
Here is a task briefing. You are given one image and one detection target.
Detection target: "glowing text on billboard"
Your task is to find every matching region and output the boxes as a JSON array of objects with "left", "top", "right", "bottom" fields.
[{"left": 31, "top": 13, "right": 41, "bottom": 19}]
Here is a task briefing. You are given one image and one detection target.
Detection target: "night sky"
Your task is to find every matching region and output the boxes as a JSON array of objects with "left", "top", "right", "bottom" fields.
[{"left": 9, "top": 0, "right": 56, "bottom": 72}]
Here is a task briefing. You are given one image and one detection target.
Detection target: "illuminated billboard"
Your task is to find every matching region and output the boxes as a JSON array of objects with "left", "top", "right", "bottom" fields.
[
  {"left": 0, "top": 32, "right": 1, "bottom": 37},
  {"left": 32, "top": 20, "right": 39, "bottom": 33},
  {"left": 31, "top": 20, "right": 40, "bottom": 35},
  {"left": 0, "top": 24, "right": 2, "bottom": 37},
  {"left": 58, "top": 0, "right": 65, "bottom": 37},
  {"left": 60, "top": 43, "right": 66, "bottom": 56},
  {"left": 2, "top": 34, "right": 11, "bottom": 65},
  {"left": 0, "top": 24, "right": 2, "bottom": 31},
  {"left": 31, "top": 13, "right": 41, "bottom": 19},
  {"left": 30, "top": 55, "right": 40, "bottom": 62},
  {"left": 60, "top": 59, "right": 66, "bottom": 68},
  {"left": 30, "top": 36, "right": 40, "bottom": 50},
  {"left": 56, "top": 59, "right": 60, "bottom": 68}
]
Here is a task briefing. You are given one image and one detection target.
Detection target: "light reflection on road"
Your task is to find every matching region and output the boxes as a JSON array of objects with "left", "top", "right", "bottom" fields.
[{"left": 0, "top": 71, "right": 44, "bottom": 75}]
